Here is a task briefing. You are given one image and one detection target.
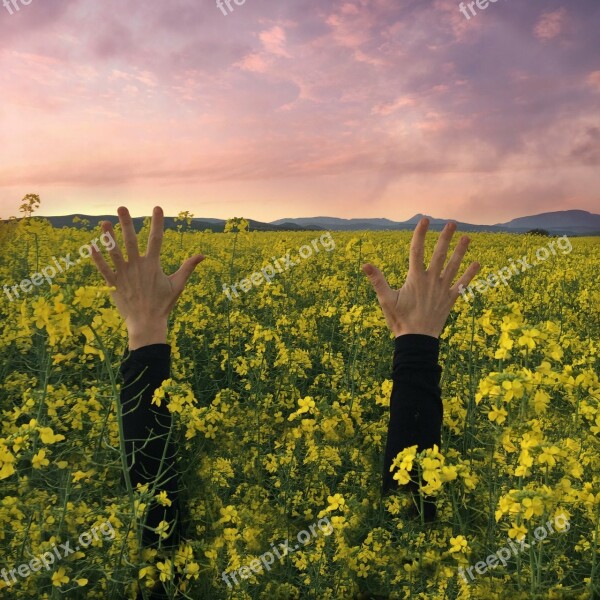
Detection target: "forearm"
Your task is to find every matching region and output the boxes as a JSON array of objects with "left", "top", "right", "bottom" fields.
[
  {"left": 382, "top": 334, "right": 443, "bottom": 498},
  {"left": 120, "top": 343, "right": 181, "bottom": 547}
]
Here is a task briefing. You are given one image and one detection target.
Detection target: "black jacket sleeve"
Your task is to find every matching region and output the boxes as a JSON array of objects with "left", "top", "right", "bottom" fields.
[
  {"left": 381, "top": 334, "right": 443, "bottom": 520},
  {"left": 120, "top": 344, "right": 181, "bottom": 548}
]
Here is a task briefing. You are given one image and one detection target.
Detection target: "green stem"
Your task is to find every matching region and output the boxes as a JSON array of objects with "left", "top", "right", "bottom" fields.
[
  {"left": 88, "top": 325, "right": 135, "bottom": 511},
  {"left": 589, "top": 502, "right": 600, "bottom": 596}
]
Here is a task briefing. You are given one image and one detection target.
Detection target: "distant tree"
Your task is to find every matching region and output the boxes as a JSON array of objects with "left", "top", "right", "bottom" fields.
[
  {"left": 526, "top": 228, "right": 550, "bottom": 236},
  {"left": 16, "top": 194, "right": 43, "bottom": 272},
  {"left": 19, "top": 194, "right": 41, "bottom": 218},
  {"left": 224, "top": 217, "right": 250, "bottom": 234},
  {"left": 174, "top": 210, "right": 195, "bottom": 248},
  {"left": 175, "top": 211, "right": 194, "bottom": 229}
]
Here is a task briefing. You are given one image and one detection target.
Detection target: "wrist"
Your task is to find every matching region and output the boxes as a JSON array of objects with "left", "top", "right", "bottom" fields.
[
  {"left": 127, "top": 319, "right": 168, "bottom": 350},
  {"left": 394, "top": 331, "right": 440, "bottom": 340},
  {"left": 394, "top": 328, "right": 440, "bottom": 339}
]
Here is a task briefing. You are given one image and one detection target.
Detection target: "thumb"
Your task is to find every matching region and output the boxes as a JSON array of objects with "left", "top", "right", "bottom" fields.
[
  {"left": 362, "top": 263, "right": 393, "bottom": 302},
  {"left": 170, "top": 254, "right": 205, "bottom": 292}
]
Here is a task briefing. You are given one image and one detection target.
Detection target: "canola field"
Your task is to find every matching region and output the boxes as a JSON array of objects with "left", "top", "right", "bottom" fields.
[{"left": 0, "top": 217, "right": 598, "bottom": 600}]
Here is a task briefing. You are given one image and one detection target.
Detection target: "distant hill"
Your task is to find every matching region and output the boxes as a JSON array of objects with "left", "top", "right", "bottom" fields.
[
  {"left": 25, "top": 215, "right": 313, "bottom": 233},
  {"left": 270, "top": 217, "right": 395, "bottom": 230},
  {"left": 6, "top": 209, "right": 599, "bottom": 235},
  {"left": 270, "top": 214, "right": 504, "bottom": 232},
  {"left": 271, "top": 215, "right": 503, "bottom": 232},
  {"left": 494, "top": 210, "right": 600, "bottom": 235},
  {"left": 271, "top": 210, "right": 600, "bottom": 235}
]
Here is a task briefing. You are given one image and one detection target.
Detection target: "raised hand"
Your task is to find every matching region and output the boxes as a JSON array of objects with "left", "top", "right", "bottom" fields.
[
  {"left": 91, "top": 206, "right": 205, "bottom": 350},
  {"left": 363, "top": 218, "right": 480, "bottom": 339}
]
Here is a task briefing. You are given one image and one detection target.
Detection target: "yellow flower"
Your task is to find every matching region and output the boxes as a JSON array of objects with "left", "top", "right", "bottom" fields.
[
  {"left": 72, "top": 469, "right": 95, "bottom": 482},
  {"left": 175, "top": 545, "right": 194, "bottom": 566},
  {"left": 568, "top": 459, "right": 583, "bottom": 479},
  {"left": 508, "top": 523, "right": 527, "bottom": 541},
  {"left": 12, "top": 436, "right": 27, "bottom": 453},
  {"left": 157, "top": 560, "right": 173, "bottom": 582},
  {"left": 151, "top": 380, "right": 172, "bottom": 408},
  {"left": 139, "top": 565, "right": 157, "bottom": 582},
  {"left": 72, "top": 286, "right": 99, "bottom": 308},
  {"left": 502, "top": 379, "right": 524, "bottom": 401},
  {"left": 51, "top": 566, "right": 70, "bottom": 587},
  {"left": 449, "top": 535, "right": 468, "bottom": 553},
  {"left": 532, "top": 390, "right": 550, "bottom": 413},
  {"left": 440, "top": 465, "right": 458, "bottom": 482},
  {"left": 155, "top": 491, "right": 172, "bottom": 507},
  {"left": 0, "top": 445, "right": 16, "bottom": 480},
  {"left": 134, "top": 500, "right": 147, "bottom": 518},
  {"left": 216, "top": 505, "right": 238, "bottom": 524},
  {"left": 184, "top": 562, "right": 200, "bottom": 579},
  {"left": 38, "top": 427, "right": 65, "bottom": 444},
  {"left": 289, "top": 396, "right": 316, "bottom": 421},
  {"left": 326, "top": 494, "right": 345, "bottom": 511},
  {"left": 488, "top": 405, "right": 508, "bottom": 424},
  {"left": 522, "top": 496, "right": 544, "bottom": 520},
  {"left": 538, "top": 446, "right": 561, "bottom": 468},
  {"left": 390, "top": 445, "right": 417, "bottom": 479},
  {"left": 154, "top": 521, "right": 171, "bottom": 539},
  {"left": 319, "top": 493, "right": 346, "bottom": 516},
  {"left": 32, "top": 449, "right": 50, "bottom": 469},
  {"left": 518, "top": 329, "right": 540, "bottom": 350}
]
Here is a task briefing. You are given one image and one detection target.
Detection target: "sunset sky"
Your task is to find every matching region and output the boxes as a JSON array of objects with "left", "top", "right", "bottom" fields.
[{"left": 0, "top": 0, "right": 598, "bottom": 224}]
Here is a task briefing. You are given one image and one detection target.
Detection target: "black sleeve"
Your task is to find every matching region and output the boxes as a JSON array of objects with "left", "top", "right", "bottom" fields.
[
  {"left": 120, "top": 344, "right": 181, "bottom": 548},
  {"left": 381, "top": 334, "right": 443, "bottom": 520}
]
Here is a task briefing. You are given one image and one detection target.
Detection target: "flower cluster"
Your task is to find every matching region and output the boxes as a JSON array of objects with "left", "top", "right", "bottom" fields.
[{"left": 0, "top": 217, "right": 598, "bottom": 598}]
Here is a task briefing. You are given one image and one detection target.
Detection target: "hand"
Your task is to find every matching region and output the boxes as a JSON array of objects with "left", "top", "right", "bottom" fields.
[
  {"left": 91, "top": 206, "right": 205, "bottom": 350},
  {"left": 362, "top": 218, "right": 480, "bottom": 339}
]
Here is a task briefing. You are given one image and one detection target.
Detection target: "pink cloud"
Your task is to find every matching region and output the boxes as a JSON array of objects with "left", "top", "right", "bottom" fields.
[
  {"left": 586, "top": 71, "right": 600, "bottom": 92},
  {"left": 259, "top": 25, "right": 291, "bottom": 57},
  {"left": 534, "top": 8, "right": 568, "bottom": 41},
  {"left": 235, "top": 52, "right": 269, "bottom": 73},
  {"left": 371, "top": 96, "right": 416, "bottom": 116}
]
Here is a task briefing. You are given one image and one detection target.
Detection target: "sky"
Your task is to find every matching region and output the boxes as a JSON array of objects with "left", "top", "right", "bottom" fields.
[{"left": 0, "top": 0, "right": 598, "bottom": 224}]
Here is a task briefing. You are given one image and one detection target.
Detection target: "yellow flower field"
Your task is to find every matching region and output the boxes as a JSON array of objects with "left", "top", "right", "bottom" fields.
[{"left": 0, "top": 217, "right": 598, "bottom": 599}]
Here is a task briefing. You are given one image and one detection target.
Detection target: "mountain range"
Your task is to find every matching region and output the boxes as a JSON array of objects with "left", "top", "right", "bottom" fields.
[
  {"left": 270, "top": 210, "right": 600, "bottom": 235},
  {"left": 18, "top": 209, "right": 600, "bottom": 236}
]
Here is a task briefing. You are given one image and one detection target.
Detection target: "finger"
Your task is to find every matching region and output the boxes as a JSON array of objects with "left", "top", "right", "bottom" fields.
[
  {"left": 409, "top": 218, "right": 429, "bottom": 275},
  {"left": 101, "top": 221, "right": 126, "bottom": 271},
  {"left": 91, "top": 245, "right": 117, "bottom": 286},
  {"left": 117, "top": 206, "right": 140, "bottom": 261},
  {"left": 169, "top": 255, "right": 205, "bottom": 293},
  {"left": 450, "top": 261, "right": 481, "bottom": 298},
  {"left": 362, "top": 263, "right": 395, "bottom": 306},
  {"left": 441, "top": 235, "right": 470, "bottom": 284},
  {"left": 146, "top": 206, "right": 164, "bottom": 261},
  {"left": 428, "top": 222, "right": 457, "bottom": 275}
]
